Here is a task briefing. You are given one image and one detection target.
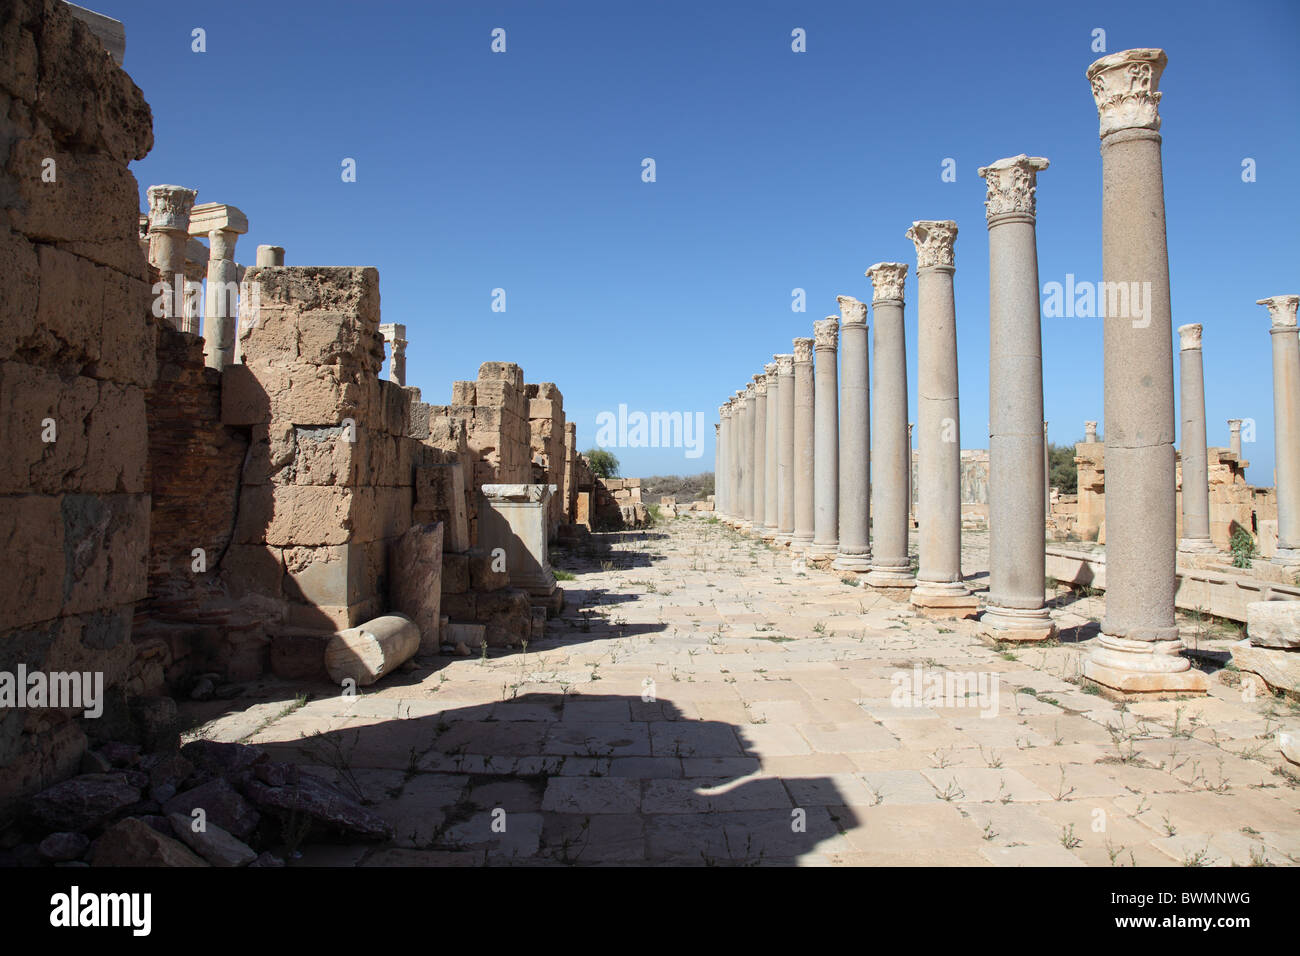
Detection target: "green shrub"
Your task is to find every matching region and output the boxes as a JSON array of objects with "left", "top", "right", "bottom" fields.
[{"left": 1229, "top": 527, "right": 1256, "bottom": 569}]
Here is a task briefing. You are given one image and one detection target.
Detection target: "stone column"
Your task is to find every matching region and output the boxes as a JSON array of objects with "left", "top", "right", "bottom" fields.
[
  {"left": 762, "top": 362, "right": 780, "bottom": 540},
  {"left": 1261, "top": 295, "right": 1300, "bottom": 566},
  {"left": 716, "top": 403, "right": 730, "bottom": 519},
  {"left": 189, "top": 203, "right": 249, "bottom": 370},
  {"left": 979, "top": 155, "right": 1055, "bottom": 641},
  {"left": 1085, "top": 421, "right": 1099, "bottom": 442},
  {"left": 908, "top": 423, "right": 915, "bottom": 523},
  {"left": 865, "top": 264, "right": 912, "bottom": 590},
  {"left": 808, "top": 318, "right": 840, "bottom": 561},
  {"left": 1227, "top": 419, "right": 1242, "bottom": 458},
  {"left": 1043, "top": 421, "right": 1051, "bottom": 517},
  {"left": 740, "top": 383, "right": 756, "bottom": 529},
  {"left": 1083, "top": 48, "right": 1206, "bottom": 696},
  {"left": 907, "top": 220, "right": 977, "bottom": 616},
  {"left": 146, "top": 185, "right": 197, "bottom": 331},
  {"left": 791, "top": 337, "right": 816, "bottom": 553},
  {"left": 834, "top": 296, "right": 871, "bottom": 571},
  {"left": 732, "top": 389, "right": 748, "bottom": 528},
  {"left": 751, "top": 373, "right": 768, "bottom": 536},
  {"left": 380, "top": 323, "right": 409, "bottom": 386},
  {"left": 256, "top": 245, "right": 285, "bottom": 266},
  {"left": 1177, "top": 324, "right": 1215, "bottom": 552},
  {"left": 775, "top": 354, "right": 796, "bottom": 545}
]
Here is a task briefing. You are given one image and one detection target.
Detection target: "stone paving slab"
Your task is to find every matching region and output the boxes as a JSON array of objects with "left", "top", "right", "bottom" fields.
[{"left": 181, "top": 516, "right": 1300, "bottom": 866}]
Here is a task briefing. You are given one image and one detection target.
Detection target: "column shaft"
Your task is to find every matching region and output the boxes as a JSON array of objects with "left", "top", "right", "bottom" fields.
[
  {"left": 1262, "top": 296, "right": 1300, "bottom": 563},
  {"left": 775, "top": 354, "right": 795, "bottom": 544},
  {"left": 791, "top": 338, "right": 816, "bottom": 552},
  {"left": 808, "top": 319, "right": 840, "bottom": 559},
  {"left": 762, "top": 363, "right": 780, "bottom": 538},
  {"left": 834, "top": 297, "right": 871, "bottom": 571},
  {"left": 1177, "top": 325, "right": 1214, "bottom": 551},
  {"left": 751, "top": 375, "right": 767, "bottom": 534}
]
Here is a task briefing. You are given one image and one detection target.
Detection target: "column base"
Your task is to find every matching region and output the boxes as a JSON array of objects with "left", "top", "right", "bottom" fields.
[
  {"left": 1083, "top": 634, "right": 1208, "bottom": 700},
  {"left": 1272, "top": 547, "right": 1300, "bottom": 568},
  {"left": 864, "top": 566, "right": 916, "bottom": 591},
  {"left": 788, "top": 535, "right": 814, "bottom": 556},
  {"left": 760, "top": 523, "right": 780, "bottom": 542},
  {"left": 831, "top": 551, "right": 872, "bottom": 573},
  {"left": 910, "top": 580, "right": 980, "bottom": 619},
  {"left": 773, "top": 531, "right": 793, "bottom": 547},
  {"left": 1177, "top": 537, "right": 1218, "bottom": 554},
  {"left": 980, "top": 604, "right": 1056, "bottom": 644}
]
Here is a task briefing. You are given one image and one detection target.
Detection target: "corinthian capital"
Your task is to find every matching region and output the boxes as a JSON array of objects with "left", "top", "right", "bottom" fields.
[
  {"left": 793, "top": 337, "right": 814, "bottom": 364},
  {"left": 147, "top": 185, "right": 197, "bottom": 233},
  {"left": 754, "top": 372, "right": 768, "bottom": 396},
  {"left": 866, "top": 262, "right": 908, "bottom": 303},
  {"left": 1258, "top": 295, "right": 1300, "bottom": 329},
  {"left": 836, "top": 295, "right": 867, "bottom": 326},
  {"left": 775, "top": 353, "right": 794, "bottom": 375},
  {"left": 813, "top": 317, "right": 839, "bottom": 350},
  {"left": 1087, "top": 48, "right": 1166, "bottom": 138},
  {"left": 905, "top": 220, "right": 958, "bottom": 270},
  {"left": 978, "top": 155, "right": 1049, "bottom": 222},
  {"left": 1177, "top": 323, "right": 1202, "bottom": 350},
  {"left": 764, "top": 361, "right": 778, "bottom": 384}
]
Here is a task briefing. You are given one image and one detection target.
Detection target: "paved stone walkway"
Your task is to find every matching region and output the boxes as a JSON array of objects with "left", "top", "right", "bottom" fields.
[{"left": 184, "top": 516, "right": 1300, "bottom": 866}]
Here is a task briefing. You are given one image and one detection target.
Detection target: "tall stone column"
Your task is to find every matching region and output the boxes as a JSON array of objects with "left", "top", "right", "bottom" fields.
[
  {"left": 791, "top": 337, "right": 816, "bottom": 553},
  {"left": 1177, "top": 324, "right": 1215, "bottom": 552},
  {"left": 808, "top": 318, "right": 840, "bottom": 561},
  {"left": 865, "top": 264, "right": 914, "bottom": 590},
  {"left": 907, "top": 220, "right": 977, "bottom": 616},
  {"left": 732, "top": 389, "right": 747, "bottom": 528},
  {"left": 1083, "top": 48, "right": 1206, "bottom": 696},
  {"left": 256, "top": 245, "right": 285, "bottom": 266},
  {"left": 716, "top": 403, "right": 729, "bottom": 519},
  {"left": 775, "top": 354, "right": 796, "bottom": 545},
  {"left": 1085, "top": 420, "right": 1099, "bottom": 442},
  {"left": 979, "top": 155, "right": 1055, "bottom": 641},
  {"left": 190, "top": 203, "right": 249, "bottom": 370},
  {"left": 1261, "top": 295, "right": 1300, "bottom": 566},
  {"left": 762, "top": 362, "right": 780, "bottom": 540},
  {"left": 834, "top": 296, "right": 871, "bottom": 571},
  {"left": 146, "top": 185, "right": 197, "bottom": 331},
  {"left": 740, "top": 383, "right": 756, "bottom": 529},
  {"left": 1227, "top": 418, "right": 1242, "bottom": 459},
  {"left": 1043, "top": 421, "right": 1051, "bottom": 517},
  {"left": 380, "top": 323, "right": 409, "bottom": 386},
  {"left": 751, "top": 373, "right": 768, "bottom": 536}
]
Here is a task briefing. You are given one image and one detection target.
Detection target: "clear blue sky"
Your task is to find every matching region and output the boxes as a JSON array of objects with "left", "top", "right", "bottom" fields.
[{"left": 111, "top": 0, "right": 1299, "bottom": 482}]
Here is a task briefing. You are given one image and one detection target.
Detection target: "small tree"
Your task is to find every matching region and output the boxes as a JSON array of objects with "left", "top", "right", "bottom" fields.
[
  {"left": 585, "top": 448, "right": 619, "bottom": 479},
  {"left": 1048, "top": 442, "right": 1079, "bottom": 495}
]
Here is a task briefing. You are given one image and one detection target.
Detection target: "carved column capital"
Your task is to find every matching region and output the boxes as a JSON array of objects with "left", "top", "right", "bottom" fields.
[
  {"left": 813, "top": 317, "right": 839, "bottom": 351},
  {"left": 146, "top": 184, "right": 197, "bottom": 233},
  {"left": 1087, "top": 48, "right": 1166, "bottom": 138},
  {"left": 836, "top": 295, "right": 867, "bottom": 327},
  {"left": 906, "top": 220, "right": 958, "bottom": 271},
  {"left": 1258, "top": 295, "right": 1300, "bottom": 329},
  {"left": 793, "top": 337, "right": 814, "bottom": 364},
  {"left": 1177, "top": 323, "right": 1203, "bottom": 350},
  {"left": 865, "top": 262, "right": 907, "bottom": 303},
  {"left": 775, "top": 353, "right": 794, "bottom": 375},
  {"left": 978, "top": 155, "right": 1049, "bottom": 223}
]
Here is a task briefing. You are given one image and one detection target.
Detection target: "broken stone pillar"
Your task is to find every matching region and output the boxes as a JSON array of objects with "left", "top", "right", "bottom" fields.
[
  {"left": 188, "top": 203, "right": 248, "bottom": 370},
  {"left": 979, "top": 155, "right": 1055, "bottom": 641},
  {"left": 379, "top": 323, "right": 408, "bottom": 386},
  {"left": 1085, "top": 420, "right": 1099, "bottom": 442},
  {"left": 1177, "top": 323, "right": 1215, "bottom": 553},
  {"left": 1262, "top": 296, "right": 1300, "bottom": 566},
  {"left": 791, "top": 337, "right": 816, "bottom": 553},
  {"left": 1083, "top": 48, "right": 1207, "bottom": 697},
  {"left": 479, "top": 484, "right": 560, "bottom": 612},
  {"left": 146, "top": 185, "right": 197, "bottom": 331},
  {"left": 256, "top": 245, "right": 285, "bottom": 267},
  {"left": 325, "top": 613, "right": 420, "bottom": 687},
  {"left": 834, "top": 296, "right": 871, "bottom": 572},
  {"left": 775, "top": 353, "right": 796, "bottom": 545},
  {"left": 752, "top": 372, "right": 768, "bottom": 536},
  {"left": 1227, "top": 418, "right": 1243, "bottom": 459},
  {"left": 808, "top": 318, "right": 840, "bottom": 561},
  {"left": 865, "top": 263, "right": 915, "bottom": 590},
  {"left": 907, "top": 220, "right": 977, "bottom": 616},
  {"left": 762, "top": 363, "right": 780, "bottom": 540}
]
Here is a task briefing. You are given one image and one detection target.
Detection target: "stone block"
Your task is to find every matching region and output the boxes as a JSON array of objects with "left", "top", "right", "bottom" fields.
[
  {"left": 469, "top": 548, "right": 509, "bottom": 592},
  {"left": 270, "top": 630, "right": 330, "bottom": 681},
  {"left": 1230, "top": 639, "right": 1299, "bottom": 699},
  {"left": 388, "top": 523, "right": 443, "bottom": 651},
  {"left": 414, "top": 463, "right": 469, "bottom": 551},
  {"left": 445, "top": 621, "right": 486, "bottom": 649},
  {"left": 1247, "top": 601, "right": 1300, "bottom": 649},
  {"left": 477, "top": 362, "right": 522, "bottom": 386},
  {"left": 282, "top": 544, "right": 370, "bottom": 608},
  {"left": 529, "top": 398, "right": 559, "bottom": 419},
  {"left": 451, "top": 381, "right": 476, "bottom": 404},
  {"left": 441, "top": 552, "right": 470, "bottom": 594}
]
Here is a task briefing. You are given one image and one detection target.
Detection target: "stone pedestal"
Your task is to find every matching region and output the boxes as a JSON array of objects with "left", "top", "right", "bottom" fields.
[
  {"left": 865, "top": 264, "right": 915, "bottom": 591},
  {"left": 479, "top": 484, "right": 561, "bottom": 613},
  {"left": 979, "top": 155, "right": 1055, "bottom": 642},
  {"left": 1261, "top": 296, "right": 1300, "bottom": 567},
  {"left": 791, "top": 337, "right": 816, "bottom": 553},
  {"left": 834, "top": 296, "right": 871, "bottom": 572},
  {"left": 761, "top": 363, "right": 780, "bottom": 540},
  {"left": 1082, "top": 48, "right": 1207, "bottom": 698},
  {"left": 146, "top": 185, "right": 197, "bottom": 332},
  {"left": 907, "top": 220, "right": 978, "bottom": 618},
  {"left": 1177, "top": 324, "right": 1216, "bottom": 553},
  {"left": 807, "top": 318, "right": 840, "bottom": 561},
  {"left": 775, "top": 354, "right": 795, "bottom": 545}
]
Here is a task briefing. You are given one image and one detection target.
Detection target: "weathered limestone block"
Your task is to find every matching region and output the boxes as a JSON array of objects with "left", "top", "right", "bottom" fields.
[
  {"left": 325, "top": 614, "right": 420, "bottom": 686},
  {"left": 1247, "top": 601, "right": 1300, "bottom": 649},
  {"left": 441, "top": 553, "right": 470, "bottom": 594},
  {"left": 282, "top": 545, "right": 370, "bottom": 608},
  {"left": 414, "top": 463, "right": 469, "bottom": 552},
  {"left": 469, "top": 548, "right": 509, "bottom": 592},
  {"left": 388, "top": 523, "right": 444, "bottom": 651},
  {"left": 1231, "top": 640, "right": 1299, "bottom": 699}
]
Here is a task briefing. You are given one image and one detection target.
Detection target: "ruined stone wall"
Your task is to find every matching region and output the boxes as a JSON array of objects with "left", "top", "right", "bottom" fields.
[
  {"left": 526, "top": 382, "right": 565, "bottom": 535},
  {"left": 0, "top": 0, "right": 155, "bottom": 815}
]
